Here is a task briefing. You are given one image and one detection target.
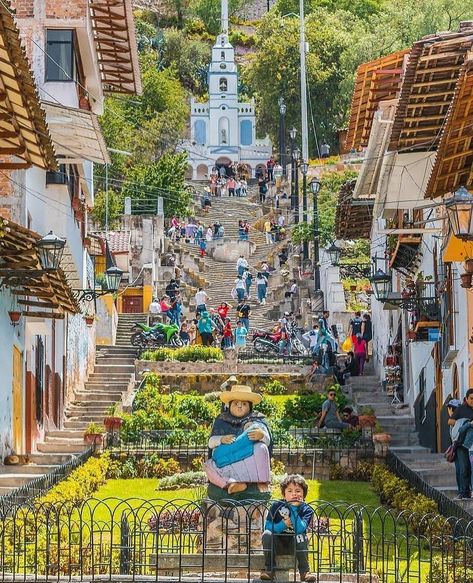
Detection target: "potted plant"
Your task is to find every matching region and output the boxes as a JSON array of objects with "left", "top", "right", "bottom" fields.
[
  {"left": 84, "top": 314, "right": 95, "bottom": 326},
  {"left": 460, "top": 273, "right": 472, "bottom": 289},
  {"left": 372, "top": 422, "right": 392, "bottom": 444},
  {"left": 84, "top": 422, "right": 105, "bottom": 446},
  {"left": 8, "top": 310, "right": 21, "bottom": 326},
  {"left": 407, "top": 329, "right": 417, "bottom": 341},
  {"left": 104, "top": 404, "right": 123, "bottom": 432},
  {"left": 358, "top": 406, "right": 377, "bottom": 428}
]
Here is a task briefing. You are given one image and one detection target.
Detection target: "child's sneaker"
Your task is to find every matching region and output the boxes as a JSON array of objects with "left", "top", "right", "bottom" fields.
[
  {"left": 260, "top": 570, "right": 274, "bottom": 580},
  {"left": 300, "top": 573, "right": 317, "bottom": 582}
]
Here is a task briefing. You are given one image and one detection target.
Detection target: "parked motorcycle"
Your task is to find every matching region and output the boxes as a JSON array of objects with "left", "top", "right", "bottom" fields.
[
  {"left": 252, "top": 323, "right": 307, "bottom": 355},
  {"left": 130, "top": 322, "right": 183, "bottom": 349}
]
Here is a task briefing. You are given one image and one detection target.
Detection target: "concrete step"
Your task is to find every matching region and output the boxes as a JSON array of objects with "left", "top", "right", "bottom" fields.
[
  {"left": 37, "top": 442, "right": 87, "bottom": 454},
  {"left": 63, "top": 420, "right": 93, "bottom": 430},
  {"left": 43, "top": 436, "right": 85, "bottom": 445},
  {"left": 93, "top": 364, "right": 135, "bottom": 373},
  {"left": 46, "top": 430, "right": 85, "bottom": 439},
  {"left": 415, "top": 469, "right": 457, "bottom": 487},
  {"left": 74, "top": 392, "right": 124, "bottom": 402},
  {"left": 92, "top": 357, "right": 135, "bottom": 366},
  {"left": 0, "top": 474, "right": 44, "bottom": 487},
  {"left": 0, "top": 464, "right": 58, "bottom": 475},
  {"left": 65, "top": 414, "right": 107, "bottom": 423},
  {"left": 27, "top": 453, "right": 75, "bottom": 465}
]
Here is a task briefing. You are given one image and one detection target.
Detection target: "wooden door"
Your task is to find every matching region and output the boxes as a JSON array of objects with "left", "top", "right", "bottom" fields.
[
  {"left": 122, "top": 296, "right": 143, "bottom": 313},
  {"left": 12, "top": 346, "right": 24, "bottom": 454}
]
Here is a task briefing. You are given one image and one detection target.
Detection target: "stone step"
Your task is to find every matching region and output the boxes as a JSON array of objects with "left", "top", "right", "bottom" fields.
[
  {"left": 0, "top": 486, "right": 16, "bottom": 496},
  {"left": 87, "top": 373, "right": 133, "bottom": 381},
  {"left": 415, "top": 468, "right": 457, "bottom": 487},
  {"left": 43, "top": 435, "right": 86, "bottom": 445},
  {"left": 74, "top": 392, "right": 124, "bottom": 401},
  {"left": 37, "top": 442, "right": 87, "bottom": 454},
  {"left": 0, "top": 464, "right": 58, "bottom": 475},
  {"left": 0, "top": 474, "right": 44, "bottom": 487},
  {"left": 389, "top": 445, "right": 431, "bottom": 455},
  {"left": 93, "top": 364, "right": 135, "bottom": 373},
  {"left": 27, "top": 453, "right": 75, "bottom": 465},
  {"left": 63, "top": 420, "right": 93, "bottom": 430},
  {"left": 65, "top": 414, "right": 107, "bottom": 423},
  {"left": 46, "top": 430, "right": 86, "bottom": 440},
  {"left": 93, "top": 357, "right": 135, "bottom": 366}
]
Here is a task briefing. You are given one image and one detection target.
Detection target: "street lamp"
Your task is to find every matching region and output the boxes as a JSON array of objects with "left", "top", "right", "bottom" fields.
[
  {"left": 290, "top": 127, "right": 297, "bottom": 213},
  {"left": 369, "top": 268, "right": 391, "bottom": 301},
  {"left": 327, "top": 242, "right": 341, "bottom": 266},
  {"left": 75, "top": 264, "right": 123, "bottom": 302},
  {"left": 278, "top": 97, "right": 287, "bottom": 177},
  {"left": 293, "top": 144, "right": 300, "bottom": 223},
  {"left": 300, "top": 161, "right": 309, "bottom": 260},
  {"left": 36, "top": 231, "right": 66, "bottom": 271},
  {"left": 445, "top": 186, "right": 473, "bottom": 241},
  {"left": 309, "top": 177, "right": 322, "bottom": 290}
]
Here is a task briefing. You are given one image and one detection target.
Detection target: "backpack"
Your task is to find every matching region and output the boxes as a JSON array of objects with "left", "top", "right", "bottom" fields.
[{"left": 351, "top": 317, "right": 362, "bottom": 335}]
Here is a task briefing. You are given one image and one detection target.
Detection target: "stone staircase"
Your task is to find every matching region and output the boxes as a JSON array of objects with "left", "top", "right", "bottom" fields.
[
  {"left": 0, "top": 345, "right": 136, "bottom": 498},
  {"left": 180, "top": 196, "right": 289, "bottom": 330},
  {"left": 116, "top": 312, "right": 147, "bottom": 347}
]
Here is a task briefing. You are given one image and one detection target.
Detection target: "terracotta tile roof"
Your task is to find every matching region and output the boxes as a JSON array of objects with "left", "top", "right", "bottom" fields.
[
  {"left": 94, "top": 231, "right": 131, "bottom": 254},
  {"left": 344, "top": 49, "right": 409, "bottom": 153},
  {"left": 389, "top": 25, "right": 473, "bottom": 153},
  {"left": 0, "top": 0, "right": 56, "bottom": 170},
  {"left": 425, "top": 57, "right": 473, "bottom": 198}
]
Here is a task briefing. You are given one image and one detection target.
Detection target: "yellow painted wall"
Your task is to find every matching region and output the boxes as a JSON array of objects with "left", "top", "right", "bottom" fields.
[
  {"left": 143, "top": 284, "right": 152, "bottom": 312},
  {"left": 117, "top": 287, "right": 144, "bottom": 313},
  {"left": 469, "top": 291, "right": 473, "bottom": 387}
]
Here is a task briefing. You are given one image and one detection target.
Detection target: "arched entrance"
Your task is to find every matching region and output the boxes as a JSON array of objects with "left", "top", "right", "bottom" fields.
[
  {"left": 216, "top": 156, "right": 233, "bottom": 177},
  {"left": 196, "top": 164, "right": 208, "bottom": 180}
]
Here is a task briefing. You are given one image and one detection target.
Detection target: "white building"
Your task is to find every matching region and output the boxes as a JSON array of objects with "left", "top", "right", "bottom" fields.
[{"left": 182, "top": 0, "right": 271, "bottom": 179}]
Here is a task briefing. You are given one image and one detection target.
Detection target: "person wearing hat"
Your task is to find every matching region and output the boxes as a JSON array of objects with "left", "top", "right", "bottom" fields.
[
  {"left": 447, "top": 397, "right": 469, "bottom": 499},
  {"left": 204, "top": 385, "right": 272, "bottom": 496}
]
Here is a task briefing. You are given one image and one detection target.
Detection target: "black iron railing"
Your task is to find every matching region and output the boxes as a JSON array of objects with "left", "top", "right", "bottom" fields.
[
  {"left": 386, "top": 450, "right": 473, "bottom": 527},
  {"left": 0, "top": 497, "right": 471, "bottom": 582},
  {"left": 0, "top": 447, "right": 93, "bottom": 509},
  {"left": 237, "top": 349, "right": 312, "bottom": 364}
]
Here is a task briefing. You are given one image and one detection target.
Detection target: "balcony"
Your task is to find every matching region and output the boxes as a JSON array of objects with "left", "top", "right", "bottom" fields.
[{"left": 389, "top": 234, "right": 422, "bottom": 275}]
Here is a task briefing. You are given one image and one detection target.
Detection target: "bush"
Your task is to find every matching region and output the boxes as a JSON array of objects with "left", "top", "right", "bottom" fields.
[
  {"left": 282, "top": 386, "right": 346, "bottom": 427},
  {"left": 158, "top": 471, "right": 207, "bottom": 490},
  {"left": 261, "top": 379, "right": 287, "bottom": 395},
  {"left": 177, "top": 396, "right": 219, "bottom": 425},
  {"left": 39, "top": 453, "right": 110, "bottom": 507},
  {"left": 271, "top": 459, "right": 286, "bottom": 476},
  {"left": 108, "top": 454, "right": 181, "bottom": 479},
  {"left": 141, "top": 345, "right": 224, "bottom": 362},
  {"left": 371, "top": 465, "right": 449, "bottom": 536}
]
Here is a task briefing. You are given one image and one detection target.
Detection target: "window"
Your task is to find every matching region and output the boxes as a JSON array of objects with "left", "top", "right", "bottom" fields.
[
  {"left": 240, "top": 120, "right": 252, "bottom": 145},
  {"left": 46, "top": 164, "right": 67, "bottom": 185},
  {"left": 45, "top": 30, "right": 75, "bottom": 82},
  {"left": 219, "top": 78, "right": 227, "bottom": 92}
]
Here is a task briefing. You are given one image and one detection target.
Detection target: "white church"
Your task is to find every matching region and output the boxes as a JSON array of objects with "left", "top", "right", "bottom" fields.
[{"left": 182, "top": 0, "right": 272, "bottom": 180}]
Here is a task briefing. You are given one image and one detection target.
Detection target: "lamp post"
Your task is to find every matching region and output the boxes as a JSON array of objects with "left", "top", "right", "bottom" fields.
[
  {"left": 290, "top": 127, "right": 297, "bottom": 213},
  {"left": 310, "top": 177, "right": 321, "bottom": 290},
  {"left": 278, "top": 97, "right": 287, "bottom": 177},
  {"left": 369, "top": 268, "right": 391, "bottom": 302},
  {"left": 293, "top": 147, "right": 300, "bottom": 223},
  {"left": 300, "top": 161, "right": 309, "bottom": 260},
  {"left": 36, "top": 231, "right": 66, "bottom": 271},
  {"left": 444, "top": 186, "right": 473, "bottom": 240},
  {"left": 326, "top": 241, "right": 341, "bottom": 266}
]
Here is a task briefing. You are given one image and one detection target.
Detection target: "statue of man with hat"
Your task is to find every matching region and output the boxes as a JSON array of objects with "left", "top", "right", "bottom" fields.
[{"left": 204, "top": 384, "right": 272, "bottom": 500}]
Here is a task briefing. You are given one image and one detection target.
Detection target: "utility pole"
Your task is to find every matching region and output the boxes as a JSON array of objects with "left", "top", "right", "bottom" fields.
[{"left": 299, "top": 0, "right": 309, "bottom": 256}]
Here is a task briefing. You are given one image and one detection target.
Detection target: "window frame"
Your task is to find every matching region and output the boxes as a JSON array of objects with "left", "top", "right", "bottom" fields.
[{"left": 45, "top": 29, "right": 76, "bottom": 83}]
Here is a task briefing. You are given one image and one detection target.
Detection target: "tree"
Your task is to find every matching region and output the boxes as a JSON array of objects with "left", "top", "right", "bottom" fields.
[
  {"left": 91, "top": 189, "right": 125, "bottom": 229},
  {"left": 190, "top": 0, "right": 252, "bottom": 35},
  {"left": 122, "top": 152, "right": 192, "bottom": 218}
]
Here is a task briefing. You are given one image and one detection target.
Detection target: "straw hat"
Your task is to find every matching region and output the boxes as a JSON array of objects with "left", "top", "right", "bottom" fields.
[{"left": 220, "top": 385, "right": 262, "bottom": 405}]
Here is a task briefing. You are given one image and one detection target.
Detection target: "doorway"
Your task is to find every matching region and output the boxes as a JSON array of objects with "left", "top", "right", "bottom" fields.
[
  {"left": 123, "top": 296, "right": 143, "bottom": 313},
  {"left": 12, "top": 346, "right": 24, "bottom": 454}
]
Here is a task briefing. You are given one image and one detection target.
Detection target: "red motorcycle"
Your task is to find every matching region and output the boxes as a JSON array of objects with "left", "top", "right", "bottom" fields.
[{"left": 252, "top": 329, "right": 283, "bottom": 353}]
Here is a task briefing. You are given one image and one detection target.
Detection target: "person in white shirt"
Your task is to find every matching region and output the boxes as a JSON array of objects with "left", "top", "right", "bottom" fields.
[
  {"left": 234, "top": 276, "right": 247, "bottom": 301},
  {"left": 206, "top": 227, "right": 213, "bottom": 242},
  {"left": 236, "top": 255, "right": 248, "bottom": 276},
  {"left": 194, "top": 288, "right": 209, "bottom": 314},
  {"left": 148, "top": 298, "right": 162, "bottom": 325},
  {"left": 278, "top": 214, "right": 285, "bottom": 227},
  {"left": 303, "top": 324, "right": 319, "bottom": 356}
]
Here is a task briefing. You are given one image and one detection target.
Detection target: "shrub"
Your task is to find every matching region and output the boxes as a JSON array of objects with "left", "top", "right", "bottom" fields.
[
  {"left": 261, "top": 379, "right": 287, "bottom": 395},
  {"left": 39, "top": 453, "right": 110, "bottom": 507},
  {"left": 177, "top": 396, "right": 219, "bottom": 425},
  {"left": 108, "top": 454, "right": 181, "bottom": 479},
  {"left": 283, "top": 386, "right": 346, "bottom": 427},
  {"left": 371, "top": 465, "right": 450, "bottom": 536},
  {"left": 254, "top": 397, "right": 279, "bottom": 419},
  {"left": 141, "top": 346, "right": 224, "bottom": 362},
  {"left": 158, "top": 471, "right": 207, "bottom": 490},
  {"left": 271, "top": 459, "right": 285, "bottom": 476}
]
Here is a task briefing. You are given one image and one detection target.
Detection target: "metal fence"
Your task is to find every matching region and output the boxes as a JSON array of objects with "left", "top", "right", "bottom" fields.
[
  {"left": 0, "top": 497, "right": 471, "bottom": 582},
  {"left": 106, "top": 430, "right": 374, "bottom": 478},
  {"left": 236, "top": 349, "right": 312, "bottom": 364},
  {"left": 0, "top": 448, "right": 93, "bottom": 509},
  {"left": 386, "top": 450, "right": 473, "bottom": 526}
]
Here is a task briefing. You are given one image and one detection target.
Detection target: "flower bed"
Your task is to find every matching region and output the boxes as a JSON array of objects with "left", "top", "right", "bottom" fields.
[{"left": 141, "top": 346, "right": 224, "bottom": 362}]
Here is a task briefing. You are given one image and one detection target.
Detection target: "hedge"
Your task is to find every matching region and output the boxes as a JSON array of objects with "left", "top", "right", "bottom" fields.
[{"left": 141, "top": 346, "right": 224, "bottom": 362}]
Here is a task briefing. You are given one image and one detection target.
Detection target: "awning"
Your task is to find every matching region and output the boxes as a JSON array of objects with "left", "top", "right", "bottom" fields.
[
  {"left": 443, "top": 234, "right": 473, "bottom": 262},
  {"left": 335, "top": 179, "right": 373, "bottom": 240},
  {"left": 42, "top": 102, "right": 110, "bottom": 165},
  {"left": 89, "top": 0, "right": 142, "bottom": 95},
  {"left": 344, "top": 49, "right": 408, "bottom": 153},
  {"left": 378, "top": 151, "right": 436, "bottom": 213},
  {"left": 389, "top": 26, "right": 473, "bottom": 153},
  {"left": 0, "top": 1, "right": 56, "bottom": 170},
  {"left": 0, "top": 218, "right": 79, "bottom": 316},
  {"left": 425, "top": 58, "right": 473, "bottom": 199}
]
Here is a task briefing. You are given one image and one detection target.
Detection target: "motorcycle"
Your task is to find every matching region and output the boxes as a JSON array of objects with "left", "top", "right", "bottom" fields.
[
  {"left": 252, "top": 323, "right": 307, "bottom": 356},
  {"left": 130, "top": 322, "right": 183, "bottom": 349}
]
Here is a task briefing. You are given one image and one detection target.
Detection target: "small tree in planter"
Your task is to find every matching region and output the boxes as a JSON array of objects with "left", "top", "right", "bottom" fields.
[
  {"left": 372, "top": 422, "right": 392, "bottom": 443},
  {"left": 358, "top": 406, "right": 377, "bottom": 428},
  {"left": 84, "top": 422, "right": 105, "bottom": 447},
  {"left": 104, "top": 404, "right": 123, "bottom": 432}
]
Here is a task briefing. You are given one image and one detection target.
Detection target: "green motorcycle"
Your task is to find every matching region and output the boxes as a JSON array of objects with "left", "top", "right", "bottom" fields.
[{"left": 130, "top": 321, "right": 183, "bottom": 349}]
